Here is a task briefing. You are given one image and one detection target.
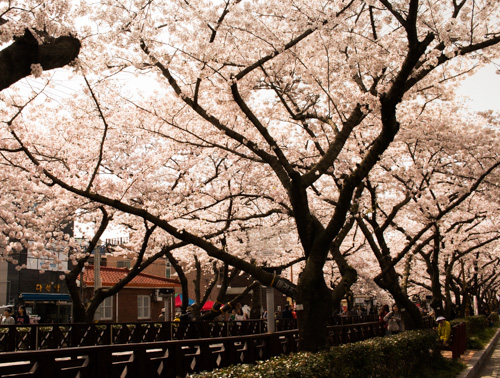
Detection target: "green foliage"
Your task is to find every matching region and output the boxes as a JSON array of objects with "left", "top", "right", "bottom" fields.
[
  {"left": 451, "top": 315, "right": 499, "bottom": 349},
  {"left": 327, "top": 331, "right": 437, "bottom": 377},
  {"left": 190, "top": 330, "right": 461, "bottom": 378},
  {"left": 470, "top": 326, "right": 498, "bottom": 349},
  {"left": 421, "top": 356, "right": 466, "bottom": 378},
  {"left": 488, "top": 312, "right": 499, "bottom": 323}
]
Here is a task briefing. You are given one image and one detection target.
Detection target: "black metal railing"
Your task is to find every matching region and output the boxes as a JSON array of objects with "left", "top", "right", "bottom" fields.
[
  {"left": 0, "top": 330, "right": 300, "bottom": 377},
  {"left": 0, "top": 314, "right": 435, "bottom": 377},
  {"left": 327, "top": 321, "right": 385, "bottom": 345},
  {"left": 0, "top": 323, "right": 380, "bottom": 377},
  {"left": 0, "top": 315, "right": 378, "bottom": 352},
  {"left": 0, "top": 320, "right": 267, "bottom": 352}
]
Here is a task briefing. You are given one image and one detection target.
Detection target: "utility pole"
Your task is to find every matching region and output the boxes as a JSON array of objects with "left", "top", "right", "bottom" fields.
[{"left": 94, "top": 245, "right": 102, "bottom": 321}]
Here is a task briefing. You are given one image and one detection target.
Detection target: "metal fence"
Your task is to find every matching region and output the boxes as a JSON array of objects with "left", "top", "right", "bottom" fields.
[
  {"left": 0, "top": 320, "right": 265, "bottom": 352},
  {"left": 0, "top": 330, "right": 300, "bottom": 377},
  {"left": 0, "top": 315, "right": 378, "bottom": 352},
  {"left": 0, "top": 320, "right": 384, "bottom": 377}
]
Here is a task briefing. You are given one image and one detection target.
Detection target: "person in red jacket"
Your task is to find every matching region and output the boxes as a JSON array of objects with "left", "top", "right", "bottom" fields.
[{"left": 379, "top": 304, "right": 390, "bottom": 335}]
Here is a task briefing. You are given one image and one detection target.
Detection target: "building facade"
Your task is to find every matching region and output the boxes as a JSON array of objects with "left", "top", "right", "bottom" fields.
[{"left": 80, "top": 265, "right": 181, "bottom": 322}]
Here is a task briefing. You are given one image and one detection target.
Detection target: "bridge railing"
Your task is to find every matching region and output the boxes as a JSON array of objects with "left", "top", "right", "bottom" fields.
[
  {"left": 0, "top": 321, "right": 383, "bottom": 377},
  {"left": 0, "top": 320, "right": 264, "bottom": 352},
  {"left": 0, "top": 315, "right": 379, "bottom": 352},
  {"left": 0, "top": 330, "right": 299, "bottom": 377}
]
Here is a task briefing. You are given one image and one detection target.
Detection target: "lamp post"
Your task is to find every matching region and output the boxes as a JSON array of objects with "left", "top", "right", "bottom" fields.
[{"left": 261, "top": 267, "right": 283, "bottom": 334}]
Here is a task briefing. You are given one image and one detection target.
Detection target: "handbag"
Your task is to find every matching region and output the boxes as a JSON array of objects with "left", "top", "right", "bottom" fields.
[{"left": 388, "top": 318, "right": 399, "bottom": 332}]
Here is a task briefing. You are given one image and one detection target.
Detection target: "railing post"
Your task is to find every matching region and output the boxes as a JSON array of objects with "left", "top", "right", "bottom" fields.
[
  {"left": 201, "top": 321, "right": 210, "bottom": 338},
  {"left": 34, "top": 325, "right": 39, "bottom": 350},
  {"left": 199, "top": 340, "right": 211, "bottom": 373},
  {"left": 265, "top": 287, "right": 275, "bottom": 334},
  {"left": 269, "top": 332, "right": 280, "bottom": 358},
  {"left": 7, "top": 326, "right": 16, "bottom": 352},
  {"left": 71, "top": 324, "right": 80, "bottom": 348}
]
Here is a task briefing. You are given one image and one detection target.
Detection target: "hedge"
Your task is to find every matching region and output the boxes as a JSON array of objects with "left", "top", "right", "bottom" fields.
[
  {"left": 190, "top": 330, "right": 439, "bottom": 378},
  {"left": 450, "top": 315, "right": 487, "bottom": 335},
  {"left": 451, "top": 315, "right": 499, "bottom": 349}
]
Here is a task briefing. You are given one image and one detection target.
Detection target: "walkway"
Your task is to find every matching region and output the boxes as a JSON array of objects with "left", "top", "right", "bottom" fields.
[
  {"left": 477, "top": 340, "right": 500, "bottom": 378},
  {"left": 458, "top": 328, "right": 500, "bottom": 378}
]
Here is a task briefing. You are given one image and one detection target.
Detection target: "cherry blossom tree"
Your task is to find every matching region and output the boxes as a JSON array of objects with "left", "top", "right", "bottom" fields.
[
  {"left": 65, "top": 209, "right": 190, "bottom": 323},
  {"left": 1, "top": 0, "right": 499, "bottom": 351},
  {"left": 445, "top": 249, "right": 500, "bottom": 316},
  {"left": 354, "top": 103, "right": 500, "bottom": 325}
]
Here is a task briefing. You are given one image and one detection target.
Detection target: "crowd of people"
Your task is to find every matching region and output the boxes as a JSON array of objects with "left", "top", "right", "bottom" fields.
[
  {"left": 378, "top": 304, "right": 405, "bottom": 336},
  {"left": 170, "top": 302, "right": 299, "bottom": 322},
  {"left": 1, "top": 306, "right": 30, "bottom": 325}
]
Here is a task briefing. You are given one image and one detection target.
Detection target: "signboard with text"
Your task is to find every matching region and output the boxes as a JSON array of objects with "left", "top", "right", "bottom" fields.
[{"left": 26, "top": 251, "right": 68, "bottom": 272}]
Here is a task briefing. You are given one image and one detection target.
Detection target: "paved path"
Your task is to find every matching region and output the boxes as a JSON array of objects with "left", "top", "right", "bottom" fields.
[{"left": 477, "top": 339, "right": 500, "bottom": 377}]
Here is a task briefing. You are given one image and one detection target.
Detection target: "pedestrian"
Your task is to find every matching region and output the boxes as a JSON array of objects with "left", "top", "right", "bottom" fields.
[
  {"left": 379, "top": 304, "right": 390, "bottom": 335},
  {"left": 281, "top": 304, "right": 293, "bottom": 319},
  {"left": 180, "top": 306, "right": 193, "bottom": 321},
  {"left": 1, "top": 308, "right": 15, "bottom": 325},
  {"left": 158, "top": 308, "right": 165, "bottom": 321},
  {"left": 384, "top": 304, "right": 404, "bottom": 335},
  {"left": 436, "top": 316, "right": 451, "bottom": 346},
  {"left": 233, "top": 303, "right": 246, "bottom": 321},
  {"left": 486, "top": 310, "right": 495, "bottom": 327},
  {"left": 15, "top": 305, "right": 30, "bottom": 325}
]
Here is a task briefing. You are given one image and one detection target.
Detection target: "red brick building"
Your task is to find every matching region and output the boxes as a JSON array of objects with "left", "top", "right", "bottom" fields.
[{"left": 80, "top": 265, "right": 181, "bottom": 322}]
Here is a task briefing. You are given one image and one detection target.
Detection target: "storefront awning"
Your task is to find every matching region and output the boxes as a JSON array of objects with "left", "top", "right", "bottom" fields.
[{"left": 19, "top": 293, "right": 71, "bottom": 301}]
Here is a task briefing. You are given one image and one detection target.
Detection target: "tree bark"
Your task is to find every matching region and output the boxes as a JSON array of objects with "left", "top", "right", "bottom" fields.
[
  {"left": 375, "top": 267, "right": 423, "bottom": 329},
  {"left": 0, "top": 30, "right": 81, "bottom": 91},
  {"left": 65, "top": 207, "right": 109, "bottom": 323},
  {"left": 296, "top": 259, "right": 333, "bottom": 352},
  {"left": 249, "top": 284, "right": 262, "bottom": 319}
]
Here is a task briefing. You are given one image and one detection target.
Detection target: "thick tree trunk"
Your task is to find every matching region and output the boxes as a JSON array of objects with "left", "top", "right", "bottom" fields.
[
  {"left": 375, "top": 269, "right": 423, "bottom": 329},
  {"left": 330, "top": 244, "right": 358, "bottom": 313},
  {"left": 296, "top": 261, "right": 333, "bottom": 352},
  {"left": 66, "top": 273, "right": 90, "bottom": 323},
  {"left": 444, "top": 262, "right": 455, "bottom": 319},
  {"left": 331, "top": 266, "right": 357, "bottom": 313},
  {"left": 401, "top": 255, "right": 413, "bottom": 296},
  {"left": 164, "top": 249, "right": 189, "bottom": 312},
  {"left": 428, "top": 264, "right": 445, "bottom": 317},
  {"left": 86, "top": 290, "right": 106, "bottom": 321},
  {"left": 250, "top": 285, "right": 262, "bottom": 319},
  {"left": 444, "top": 283, "right": 455, "bottom": 319},
  {"left": 0, "top": 30, "right": 80, "bottom": 91},
  {"left": 423, "top": 252, "right": 445, "bottom": 317}
]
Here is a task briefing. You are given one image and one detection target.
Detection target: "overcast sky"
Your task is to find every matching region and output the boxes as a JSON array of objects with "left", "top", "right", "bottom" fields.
[{"left": 458, "top": 63, "right": 500, "bottom": 112}]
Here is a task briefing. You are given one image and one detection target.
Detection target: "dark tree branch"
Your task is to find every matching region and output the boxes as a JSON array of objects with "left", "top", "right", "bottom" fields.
[{"left": 0, "top": 30, "right": 80, "bottom": 91}]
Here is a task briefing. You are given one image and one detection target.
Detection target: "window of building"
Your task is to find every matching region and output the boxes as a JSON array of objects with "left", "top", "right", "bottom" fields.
[
  {"left": 99, "top": 296, "right": 113, "bottom": 320},
  {"left": 165, "top": 261, "right": 171, "bottom": 278},
  {"left": 117, "top": 260, "right": 131, "bottom": 269},
  {"left": 137, "top": 295, "right": 151, "bottom": 319}
]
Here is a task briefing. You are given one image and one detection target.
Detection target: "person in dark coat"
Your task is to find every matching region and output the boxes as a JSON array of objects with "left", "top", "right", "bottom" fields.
[
  {"left": 15, "top": 305, "right": 30, "bottom": 325},
  {"left": 281, "top": 304, "right": 293, "bottom": 319}
]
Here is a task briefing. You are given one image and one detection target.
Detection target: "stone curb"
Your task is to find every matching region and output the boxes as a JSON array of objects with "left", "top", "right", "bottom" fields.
[{"left": 456, "top": 328, "right": 500, "bottom": 378}]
